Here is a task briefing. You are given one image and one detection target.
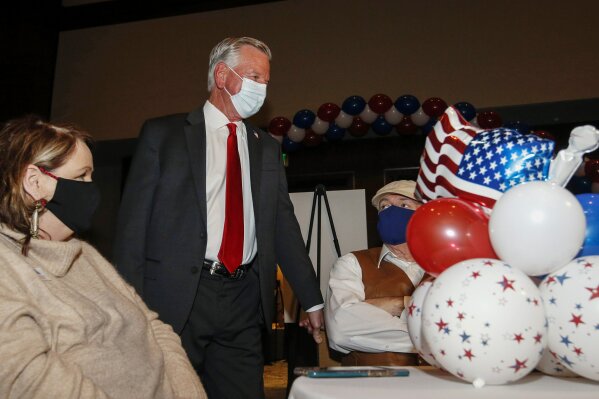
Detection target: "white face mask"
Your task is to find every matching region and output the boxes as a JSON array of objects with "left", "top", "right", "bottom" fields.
[{"left": 224, "top": 64, "right": 267, "bottom": 118}]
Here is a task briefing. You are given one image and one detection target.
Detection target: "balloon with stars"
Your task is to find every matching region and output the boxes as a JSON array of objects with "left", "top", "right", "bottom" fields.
[
  {"left": 539, "top": 256, "right": 599, "bottom": 381},
  {"left": 421, "top": 258, "right": 546, "bottom": 387},
  {"left": 406, "top": 281, "right": 443, "bottom": 369},
  {"left": 536, "top": 348, "right": 578, "bottom": 377}
]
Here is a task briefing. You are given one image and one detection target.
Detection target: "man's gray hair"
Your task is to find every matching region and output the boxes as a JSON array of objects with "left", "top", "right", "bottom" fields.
[{"left": 207, "top": 37, "right": 272, "bottom": 92}]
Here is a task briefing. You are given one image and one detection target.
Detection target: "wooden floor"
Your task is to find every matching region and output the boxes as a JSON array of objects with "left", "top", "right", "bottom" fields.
[{"left": 264, "top": 360, "right": 288, "bottom": 399}]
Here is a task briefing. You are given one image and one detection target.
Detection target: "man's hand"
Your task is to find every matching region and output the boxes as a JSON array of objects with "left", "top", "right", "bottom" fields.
[
  {"left": 298, "top": 309, "right": 324, "bottom": 344},
  {"left": 365, "top": 296, "right": 404, "bottom": 316}
]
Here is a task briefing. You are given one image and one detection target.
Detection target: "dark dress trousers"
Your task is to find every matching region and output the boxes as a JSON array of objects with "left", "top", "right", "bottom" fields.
[{"left": 112, "top": 107, "right": 323, "bottom": 398}]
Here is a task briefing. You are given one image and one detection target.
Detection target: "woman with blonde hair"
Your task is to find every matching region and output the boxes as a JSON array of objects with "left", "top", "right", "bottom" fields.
[{"left": 0, "top": 116, "right": 206, "bottom": 398}]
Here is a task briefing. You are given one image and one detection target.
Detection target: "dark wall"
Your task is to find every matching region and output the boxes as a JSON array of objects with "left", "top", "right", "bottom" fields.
[{"left": 0, "top": 1, "right": 60, "bottom": 122}]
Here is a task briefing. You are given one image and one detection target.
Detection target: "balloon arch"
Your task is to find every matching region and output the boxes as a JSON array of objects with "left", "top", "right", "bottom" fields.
[{"left": 267, "top": 94, "right": 549, "bottom": 152}]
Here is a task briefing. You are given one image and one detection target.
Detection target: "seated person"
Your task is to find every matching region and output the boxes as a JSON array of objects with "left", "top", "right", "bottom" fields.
[
  {"left": 325, "top": 180, "right": 428, "bottom": 366},
  {"left": 0, "top": 116, "right": 206, "bottom": 398}
]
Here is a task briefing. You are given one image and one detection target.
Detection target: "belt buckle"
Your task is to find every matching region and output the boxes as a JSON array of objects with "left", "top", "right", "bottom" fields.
[{"left": 208, "top": 261, "right": 220, "bottom": 276}]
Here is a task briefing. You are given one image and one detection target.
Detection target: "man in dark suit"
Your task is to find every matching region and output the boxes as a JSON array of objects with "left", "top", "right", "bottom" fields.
[{"left": 113, "top": 37, "right": 324, "bottom": 399}]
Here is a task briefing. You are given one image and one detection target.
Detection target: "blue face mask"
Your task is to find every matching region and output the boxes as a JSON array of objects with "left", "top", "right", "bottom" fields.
[{"left": 376, "top": 205, "right": 415, "bottom": 245}]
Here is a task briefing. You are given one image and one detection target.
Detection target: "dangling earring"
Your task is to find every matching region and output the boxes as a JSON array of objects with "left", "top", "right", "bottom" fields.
[{"left": 30, "top": 199, "right": 46, "bottom": 239}]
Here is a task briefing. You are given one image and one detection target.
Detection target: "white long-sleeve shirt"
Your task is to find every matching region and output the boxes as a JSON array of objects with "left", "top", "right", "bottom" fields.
[{"left": 325, "top": 245, "right": 425, "bottom": 354}]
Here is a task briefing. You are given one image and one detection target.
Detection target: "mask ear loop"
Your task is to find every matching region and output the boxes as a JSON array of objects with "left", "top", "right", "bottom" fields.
[{"left": 38, "top": 166, "right": 58, "bottom": 180}]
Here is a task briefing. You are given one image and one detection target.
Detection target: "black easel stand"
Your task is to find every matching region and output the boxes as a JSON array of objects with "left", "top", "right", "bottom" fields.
[{"left": 285, "top": 184, "right": 342, "bottom": 393}]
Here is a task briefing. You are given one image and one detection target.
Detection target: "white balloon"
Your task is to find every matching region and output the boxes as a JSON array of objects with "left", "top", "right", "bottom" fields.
[
  {"left": 536, "top": 348, "right": 578, "bottom": 377},
  {"left": 335, "top": 111, "right": 353, "bottom": 129},
  {"left": 489, "top": 181, "right": 586, "bottom": 276},
  {"left": 384, "top": 106, "right": 403, "bottom": 125},
  {"left": 540, "top": 256, "right": 599, "bottom": 381},
  {"left": 311, "top": 117, "right": 329, "bottom": 135},
  {"left": 422, "top": 258, "right": 546, "bottom": 386},
  {"left": 359, "top": 105, "right": 378, "bottom": 124},
  {"left": 411, "top": 107, "right": 430, "bottom": 127},
  {"left": 287, "top": 125, "right": 306, "bottom": 143},
  {"left": 407, "top": 281, "right": 443, "bottom": 368}
]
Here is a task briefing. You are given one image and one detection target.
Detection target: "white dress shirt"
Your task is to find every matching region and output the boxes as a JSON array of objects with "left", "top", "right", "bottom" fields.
[
  {"left": 203, "top": 101, "right": 257, "bottom": 264},
  {"left": 325, "top": 244, "right": 425, "bottom": 354}
]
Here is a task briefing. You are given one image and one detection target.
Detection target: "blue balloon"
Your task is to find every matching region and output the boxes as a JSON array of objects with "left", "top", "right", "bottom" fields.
[
  {"left": 576, "top": 193, "right": 599, "bottom": 256},
  {"left": 372, "top": 115, "right": 393, "bottom": 136},
  {"left": 421, "top": 117, "right": 438, "bottom": 135},
  {"left": 504, "top": 120, "right": 532, "bottom": 135},
  {"left": 325, "top": 123, "right": 345, "bottom": 142},
  {"left": 341, "top": 95, "right": 366, "bottom": 116},
  {"left": 292, "top": 109, "right": 316, "bottom": 129},
  {"left": 567, "top": 175, "right": 592, "bottom": 195},
  {"left": 394, "top": 94, "right": 420, "bottom": 115},
  {"left": 454, "top": 101, "right": 476, "bottom": 121},
  {"left": 282, "top": 136, "right": 303, "bottom": 153}
]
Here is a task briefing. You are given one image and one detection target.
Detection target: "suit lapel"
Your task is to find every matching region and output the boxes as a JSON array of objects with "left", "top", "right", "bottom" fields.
[
  {"left": 244, "top": 121, "right": 262, "bottom": 227},
  {"left": 185, "top": 108, "right": 208, "bottom": 234}
]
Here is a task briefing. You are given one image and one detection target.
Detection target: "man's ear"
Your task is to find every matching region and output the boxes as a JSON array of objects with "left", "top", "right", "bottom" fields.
[
  {"left": 214, "top": 62, "right": 228, "bottom": 90},
  {"left": 22, "top": 165, "right": 45, "bottom": 201}
]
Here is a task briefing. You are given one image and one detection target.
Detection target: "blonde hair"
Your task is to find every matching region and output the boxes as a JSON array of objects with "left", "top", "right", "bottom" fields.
[
  {"left": 207, "top": 37, "right": 272, "bottom": 91},
  {"left": 0, "top": 115, "right": 93, "bottom": 253}
]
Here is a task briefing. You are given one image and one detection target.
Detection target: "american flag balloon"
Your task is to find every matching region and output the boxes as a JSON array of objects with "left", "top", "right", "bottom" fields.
[
  {"left": 540, "top": 256, "right": 599, "bottom": 381},
  {"left": 416, "top": 107, "right": 555, "bottom": 208},
  {"left": 421, "top": 258, "right": 546, "bottom": 386}
]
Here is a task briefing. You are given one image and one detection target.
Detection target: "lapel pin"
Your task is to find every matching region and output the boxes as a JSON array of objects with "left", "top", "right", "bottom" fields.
[{"left": 254, "top": 131, "right": 260, "bottom": 139}]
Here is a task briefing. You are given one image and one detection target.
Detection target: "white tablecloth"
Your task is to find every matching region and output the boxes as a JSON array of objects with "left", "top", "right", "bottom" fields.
[{"left": 288, "top": 367, "right": 598, "bottom": 399}]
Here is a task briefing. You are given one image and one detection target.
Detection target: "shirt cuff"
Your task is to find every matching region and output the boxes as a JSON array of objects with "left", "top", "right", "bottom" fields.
[{"left": 305, "top": 303, "right": 324, "bottom": 312}]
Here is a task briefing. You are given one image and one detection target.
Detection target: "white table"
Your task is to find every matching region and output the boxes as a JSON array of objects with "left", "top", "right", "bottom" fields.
[{"left": 288, "top": 367, "right": 598, "bottom": 399}]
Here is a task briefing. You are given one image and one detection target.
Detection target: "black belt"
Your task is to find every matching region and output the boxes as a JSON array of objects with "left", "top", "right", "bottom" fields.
[{"left": 202, "top": 259, "right": 252, "bottom": 280}]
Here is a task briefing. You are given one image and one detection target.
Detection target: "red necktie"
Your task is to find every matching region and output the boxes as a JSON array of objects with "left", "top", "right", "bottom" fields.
[{"left": 218, "top": 123, "right": 244, "bottom": 273}]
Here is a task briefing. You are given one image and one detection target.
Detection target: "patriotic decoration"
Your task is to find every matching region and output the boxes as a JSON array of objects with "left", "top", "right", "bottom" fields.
[
  {"left": 421, "top": 258, "right": 546, "bottom": 386},
  {"left": 540, "top": 256, "right": 599, "bottom": 381},
  {"left": 406, "top": 281, "right": 443, "bottom": 369},
  {"left": 536, "top": 348, "right": 578, "bottom": 377},
  {"left": 416, "top": 107, "right": 555, "bottom": 208}
]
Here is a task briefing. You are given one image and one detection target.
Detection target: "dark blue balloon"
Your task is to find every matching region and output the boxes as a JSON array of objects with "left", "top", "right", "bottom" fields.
[
  {"left": 282, "top": 136, "right": 303, "bottom": 153},
  {"left": 341, "top": 96, "right": 366, "bottom": 116},
  {"left": 325, "top": 123, "right": 345, "bottom": 142},
  {"left": 394, "top": 95, "right": 420, "bottom": 115},
  {"left": 567, "top": 175, "right": 592, "bottom": 195},
  {"left": 454, "top": 101, "right": 476, "bottom": 121},
  {"left": 576, "top": 193, "right": 599, "bottom": 256},
  {"left": 372, "top": 115, "right": 393, "bottom": 136},
  {"left": 504, "top": 120, "right": 532, "bottom": 135},
  {"left": 292, "top": 109, "right": 316, "bottom": 129},
  {"left": 421, "top": 117, "right": 438, "bottom": 135}
]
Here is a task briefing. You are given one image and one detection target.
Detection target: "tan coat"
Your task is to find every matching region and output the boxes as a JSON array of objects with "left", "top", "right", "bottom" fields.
[{"left": 0, "top": 225, "right": 206, "bottom": 399}]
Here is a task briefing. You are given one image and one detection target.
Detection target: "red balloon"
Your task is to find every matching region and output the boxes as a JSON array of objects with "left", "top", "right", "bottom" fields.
[
  {"left": 317, "top": 102, "right": 341, "bottom": 123},
  {"left": 302, "top": 129, "right": 323, "bottom": 147},
  {"left": 396, "top": 115, "right": 418, "bottom": 135},
  {"left": 368, "top": 93, "right": 393, "bottom": 114},
  {"left": 268, "top": 116, "right": 291, "bottom": 136},
  {"left": 421, "top": 97, "right": 448, "bottom": 118},
  {"left": 348, "top": 116, "right": 370, "bottom": 137},
  {"left": 532, "top": 129, "right": 555, "bottom": 141},
  {"left": 476, "top": 111, "right": 502, "bottom": 129},
  {"left": 406, "top": 198, "right": 498, "bottom": 276},
  {"left": 585, "top": 159, "right": 599, "bottom": 182}
]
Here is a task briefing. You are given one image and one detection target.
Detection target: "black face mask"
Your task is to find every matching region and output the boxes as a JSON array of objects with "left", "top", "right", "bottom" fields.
[{"left": 44, "top": 177, "right": 101, "bottom": 235}]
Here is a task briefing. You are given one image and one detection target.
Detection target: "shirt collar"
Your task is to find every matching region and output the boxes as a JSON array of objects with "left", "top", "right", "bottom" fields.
[{"left": 203, "top": 100, "right": 243, "bottom": 134}]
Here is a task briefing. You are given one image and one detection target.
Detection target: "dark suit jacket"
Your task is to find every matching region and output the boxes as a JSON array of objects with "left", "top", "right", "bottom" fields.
[{"left": 113, "top": 107, "right": 323, "bottom": 333}]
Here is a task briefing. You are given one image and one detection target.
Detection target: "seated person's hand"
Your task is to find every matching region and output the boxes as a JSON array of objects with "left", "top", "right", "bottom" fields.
[{"left": 364, "top": 296, "right": 404, "bottom": 317}]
